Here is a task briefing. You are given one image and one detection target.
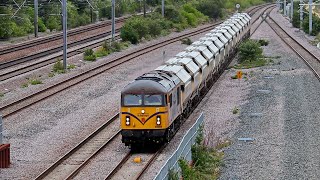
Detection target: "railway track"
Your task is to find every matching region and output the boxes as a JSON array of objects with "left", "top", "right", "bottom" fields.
[
  {"left": 0, "top": 4, "right": 271, "bottom": 118},
  {"left": 35, "top": 114, "right": 120, "bottom": 180},
  {"left": 0, "top": 22, "right": 224, "bottom": 118},
  {"left": 250, "top": 5, "right": 276, "bottom": 35},
  {"left": 105, "top": 145, "right": 165, "bottom": 180},
  {"left": 265, "top": 14, "right": 320, "bottom": 81},
  {"left": 0, "top": 4, "right": 272, "bottom": 82},
  {"left": 0, "top": 31, "right": 121, "bottom": 81},
  {"left": 0, "top": 16, "right": 129, "bottom": 57},
  {"left": 30, "top": 5, "right": 271, "bottom": 179}
]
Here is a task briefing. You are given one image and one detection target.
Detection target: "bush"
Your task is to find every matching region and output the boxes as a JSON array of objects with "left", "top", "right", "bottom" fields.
[
  {"left": 84, "top": 48, "right": 94, "bottom": 56},
  {"left": 38, "top": 18, "right": 47, "bottom": 32},
  {"left": 84, "top": 55, "right": 96, "bottom": 61},
  {"left": 196, "top": 0, "right": 223, "bottom": 20},
  {"left": 53, "top": 60, "right": 65, "bottom": 73},
  {"left": 29, "top": 78, "right": 42, "bottom": 85},
  {"left": 0, "top": 17, "right": 15, "bottom": 39},
  {"left": 181, "top": 37, "right": 192, "bottom": 45},
  {"left": 120, "top": 15, "right": 171, "bottom": 44},
  {"left": 239, "top": 40, "right": 263, "bottom": 63},
  {"left": 303, "top": 14, "right": 320, "bottom": 36},
  {"left": 113, "top": 41, "right": 122, "bottom": 51},
  {"left": 258, "top": 39, "right": 269, "bottom": 46},
  {"left": 155, "top": 5, "right": 180, "bottom": 22},
  {"left": 46, "top": 16, "right": 61, "bottom": 31}
]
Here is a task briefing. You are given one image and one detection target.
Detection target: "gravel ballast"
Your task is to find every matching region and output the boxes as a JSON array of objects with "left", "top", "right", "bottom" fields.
[
  {"left": 219, "top": 10, "right": 320, "bottom": 179},
  {"left": 0, "top": 24, "right": 210, "bottom": 179}
]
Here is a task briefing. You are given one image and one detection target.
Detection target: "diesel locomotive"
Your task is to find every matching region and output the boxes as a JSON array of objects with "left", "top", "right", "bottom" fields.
[{"left": 120, "top": 13, "right": 251, "bottom": 147}]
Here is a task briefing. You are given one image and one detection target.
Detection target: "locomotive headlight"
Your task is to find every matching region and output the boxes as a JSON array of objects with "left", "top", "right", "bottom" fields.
[
  {"left": 156, "top": 116, "right": 161, "bottom": 125},
  {"left": 141, "top": 109, "right": 145, "bottom": 114},
  {"left": 125, "top": 116, "right": 130, "bottom": 125}
]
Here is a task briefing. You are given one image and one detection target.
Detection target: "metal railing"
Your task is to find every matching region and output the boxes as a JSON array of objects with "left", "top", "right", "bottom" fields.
[{"left": 154, "top": 113, "right": 204, "bottom": 180}]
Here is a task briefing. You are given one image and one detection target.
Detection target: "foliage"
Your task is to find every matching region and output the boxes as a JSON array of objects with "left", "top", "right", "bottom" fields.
[
  {"left": 181, "top": 37, "right": 192, "bottom": 45},
  {"left": 168, "top": 168, "right": 179, "bottom": 180},
  {"left": 67, "top": 64, "right": 76, "bottom": 69},
  {"left": 0, "top": 17, "right": 15, "bottom": 39},
  {"left": 232, "top": 107, "right": 239, "bottom": 114},
  {"left": 21, "top": 83, "right": 29, "bottom": 88},
  {"left": 84, "top": 55, "right": 97, "bottom": 61},
  {"left": 292, "top": 1, "right": 301, "bottom": 28},
  {"left": 195, "top": 0, "right": 224, "bottom": 20},
  {"left": 84, "top": 48, "right": 96, "bottom": 61},
  {"left": 84, "top": 48, "right": 94, "bottom": 56},
  {"left": 224, "top": 0, "right": 266, "bottom": 11},
  {"left": 46, "top": 16, "right": 61, "bottom": 31},
  {"left": 38, "top": 18, "right": 47, "bottom": 32},
  {"left": 120, "top": 15, "right": 172, "bottom": 44},
  {"left": 121, "top": 3, "right": 207, "bottom": 44},
  {"left": 178, "top": 125, "right": 223, "bottom": 180},
  {"left": 0, "top": 92, "right": 4, "bottom": 98},
  {"left": 239, "top": 39, "right": 263, "bottom": 63},
  {"left": 29, "top": 78, "right": 43, "bottom": 85},
  {"left": 303, "top": 14, "right": 320, "bottom": 36},
  {"left": 95, "top": 47, "right": 109, "bottom": 57},
  {"left": 53, "top": 60, "right": 65, "bottom": 73},
  {"left": 258, "top": 39, "right": 269, "bottom": 46}
]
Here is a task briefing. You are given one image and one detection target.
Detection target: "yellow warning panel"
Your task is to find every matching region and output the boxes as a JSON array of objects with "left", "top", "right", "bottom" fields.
[{"left": 237, "top": 71, "right": 243, "bottom": 79}]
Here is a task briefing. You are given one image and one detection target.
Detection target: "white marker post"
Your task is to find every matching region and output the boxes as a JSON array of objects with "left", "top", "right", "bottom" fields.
[{"left": 236, "top": 4, "right": 240, "bottom": 13}]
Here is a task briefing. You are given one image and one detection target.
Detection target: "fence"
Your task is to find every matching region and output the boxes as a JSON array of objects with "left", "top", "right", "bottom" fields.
[
  {"left": 154, "top": 113, "right": 204, "bottom": 180},
  {"left": 0, "top": 114, "right": 10, "bottom": 168}
]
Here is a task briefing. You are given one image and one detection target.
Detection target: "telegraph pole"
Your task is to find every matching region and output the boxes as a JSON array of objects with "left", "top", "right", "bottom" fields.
[
  {"left": 291, "top": 0, "right": 294, "bottom": 21},
  {"left": 34, "top": 0, "right": 38, "bottom": 37},
  {"left": 162, "top": 0, "right": 164, "bottom": 17},
  {"left": 284, "top": 0, "right": 287, "bottom": 16},
  {"left": 111, "top": 0, "right": 115, "bottom": 40},
  {"left": 309, "top": 0, "right": 313, "bottom": 35},
  {"left": 300, "top": 0, "right": 304, "bottom": 29},
  {"left": 62, "top": 0, "right": 67, "bottom": 70}
]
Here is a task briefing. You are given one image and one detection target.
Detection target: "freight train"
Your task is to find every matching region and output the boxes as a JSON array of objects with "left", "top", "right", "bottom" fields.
[{"left": 120, "top": 13, "right": 251, "bottom": 147}]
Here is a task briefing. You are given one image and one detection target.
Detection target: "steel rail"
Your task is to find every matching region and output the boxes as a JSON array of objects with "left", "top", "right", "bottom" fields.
[
  {"left": 0, "top": 4, "right": 268, "bottom": 119},
  {"left": 265, "top": 15, "right": 320, "bottom": 81},
  {"left": 250, "top": 5, "right": 276, "bottom": 35},
  {"left": 0, "top": 23, "right": 223, "bottom": 118},
  {"left": 35, "top": 114, "right": 120, "bottom": 180},
  {"left": 0, "top": 31, "right": 121, "bottom": 81},
  {"left": 32, "top": 6, "right": 268, "bottom": 180},
  {"left": 0, "top": 23, "right": 124, "bottom": 71},
  {"left": 134, "top": 145, "right": 166, "bottom": 180},
  {"left": 0, "top": 16, "right": 129, "bottom": 56},
  {"left": 105, "top": 152, "right": 132, "bottom": 180}
]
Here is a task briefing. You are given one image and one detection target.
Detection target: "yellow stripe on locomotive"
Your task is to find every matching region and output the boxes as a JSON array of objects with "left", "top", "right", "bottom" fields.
[{"left": 121, "top": 106, "right": 169, "bottom": 130}]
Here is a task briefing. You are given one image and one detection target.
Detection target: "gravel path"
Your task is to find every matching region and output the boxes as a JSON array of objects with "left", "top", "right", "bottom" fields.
[
  {"left": 0, "top": 24, "right": 210, "bottom": 179},
  {"left": 219, "top": 10, "right": 320, "bottom": 179}
]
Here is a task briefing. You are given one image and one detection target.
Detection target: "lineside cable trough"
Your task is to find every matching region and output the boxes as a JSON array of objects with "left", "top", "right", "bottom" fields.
[
  {"left": 238, "top": 138, "right": 255, "bottom": 142},
  {"left": 0, "top": 114, "right": 10, "bottom": 168}
]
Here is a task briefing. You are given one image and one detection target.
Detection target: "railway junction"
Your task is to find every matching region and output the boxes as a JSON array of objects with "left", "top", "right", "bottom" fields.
[{"left": 1, "top": 2, "right": 320, "bottom": 179}]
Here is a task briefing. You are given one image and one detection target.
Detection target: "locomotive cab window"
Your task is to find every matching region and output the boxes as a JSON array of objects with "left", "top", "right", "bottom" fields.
[
  {"left": 169, "top": 94, "right": 172, "bottom": 107},
  {"left": 123, "top": 94, "right": 142, "bottom": 106},
  {"left": 144, "top": 94, "right": 164, "bottom": 106}
]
